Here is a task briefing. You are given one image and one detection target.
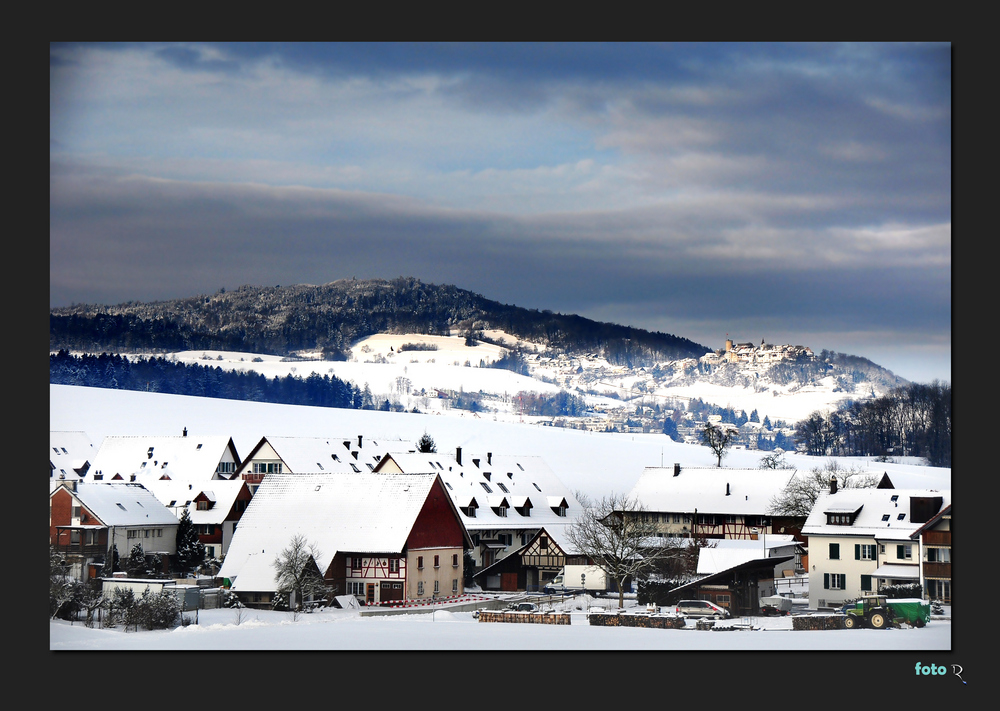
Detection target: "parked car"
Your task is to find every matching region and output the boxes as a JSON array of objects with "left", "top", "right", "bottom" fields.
[{"left": 674, "top": 600, "right": 730, "bottom": 619}]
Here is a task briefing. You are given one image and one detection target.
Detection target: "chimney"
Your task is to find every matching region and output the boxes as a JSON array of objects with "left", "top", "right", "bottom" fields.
[
  {"left": 726, "top": 483, "right": 730, "bottom": 496},
  {"left": 456, "top": 447, "right": 462, "bottom": 465},
  {"left": 487, "top": 452, "right": 492, "bottom": 465},
  {"left": 358, "top": 435, "right": 363, "bottom": 448},
  {"left": 183, "top": 427, "right": 187, "bottom": 437},
  {"left": 673, "top": 463, "right": 681, "bottom": 477},
  {"left": 830, "top": 476, "right": 838, "bottom": 494}
]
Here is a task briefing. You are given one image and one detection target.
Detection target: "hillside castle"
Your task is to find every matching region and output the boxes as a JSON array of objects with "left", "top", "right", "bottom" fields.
[{"left": 700, "top": 337, "right": 815, "bottom": 367}]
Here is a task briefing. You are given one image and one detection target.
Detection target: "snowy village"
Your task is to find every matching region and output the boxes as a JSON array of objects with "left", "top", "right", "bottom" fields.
[{"left": 48, "top": 336, "right": 952, "bottom": 652}]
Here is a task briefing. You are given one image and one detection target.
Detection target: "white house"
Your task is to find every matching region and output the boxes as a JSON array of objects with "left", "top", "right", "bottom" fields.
[
  {"left": 50, "top": 481, "right": 180, "bottom": 580},
  {"left": 802, "top": 482, "right": 950, "bottom": 610}
]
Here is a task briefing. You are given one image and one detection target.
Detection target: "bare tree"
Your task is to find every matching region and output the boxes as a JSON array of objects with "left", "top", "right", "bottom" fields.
[
  {"left": 272, "top": 534, "right": 330, "bottom": 612},
  {"left": 766, "top": 460, "right": 881, "bottom": 517},
  {"left": 563, "top": 492, "right": 672, "bottom": 609},
  {"left": 700, "top": 422, "right": 738, "bottom": 466}
]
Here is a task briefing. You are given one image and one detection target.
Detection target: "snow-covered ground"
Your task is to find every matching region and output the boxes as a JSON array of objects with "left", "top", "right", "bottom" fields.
[{"left": 49, "top": 596, "right": 952, "bottom": 651}]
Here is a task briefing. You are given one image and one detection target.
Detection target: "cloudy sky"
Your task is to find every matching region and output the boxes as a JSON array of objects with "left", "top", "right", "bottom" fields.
[{"left": 50, "top": 42, "right": 951, "bottom": 383}]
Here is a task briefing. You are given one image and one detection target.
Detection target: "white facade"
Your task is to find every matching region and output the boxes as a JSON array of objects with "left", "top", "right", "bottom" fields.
[{"left": 803, "top": 487, "right": 949, "bottom": 610}]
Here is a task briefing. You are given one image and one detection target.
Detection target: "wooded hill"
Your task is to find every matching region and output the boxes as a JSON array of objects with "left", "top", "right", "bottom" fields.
[{"left": 50, "top": 277, "right": 709, "bottom": 366}]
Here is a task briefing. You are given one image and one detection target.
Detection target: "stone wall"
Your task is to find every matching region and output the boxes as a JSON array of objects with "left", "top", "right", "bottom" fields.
[
  {"left": 477, "top": 611, "right": 571, "bottom": 625},
  {"left": 792, "top": 615, "right": 845, "bottom": 630},
  {"left": 588, "top": 613, "right": 686, "bottom": 629}
]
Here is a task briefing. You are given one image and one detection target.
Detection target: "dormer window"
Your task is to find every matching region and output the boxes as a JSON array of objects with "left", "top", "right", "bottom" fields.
[
  {"left": 824, "top": 506, "right": 862, "bottom": 526},
  {"left": 480, "top": 482, "right": 492, "bottom": 493},
  {"left": 497, "top": 482, "right": 509, "bottom": 493}
]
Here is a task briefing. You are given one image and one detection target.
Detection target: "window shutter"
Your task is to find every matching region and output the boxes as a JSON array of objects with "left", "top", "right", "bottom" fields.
[
  {"left": 855, "top": 544, "right": 860, "bottom": 560},
  {"left": 824, "top": 573, "right": 829, "bottom": 589},
  {"left": 897, "top": 544, "right": 904, "bottom": 559},
  {"left": 861, "top": 575, "right": 872, "bottom": 592}
]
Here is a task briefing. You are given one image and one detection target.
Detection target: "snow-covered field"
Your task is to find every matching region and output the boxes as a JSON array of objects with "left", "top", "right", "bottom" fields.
[
  {"left": 49, "top": 598, "right": 951, "bottom": 651},
  {"left": 50, "top": 384, "right": 947, "bottom": 502}
]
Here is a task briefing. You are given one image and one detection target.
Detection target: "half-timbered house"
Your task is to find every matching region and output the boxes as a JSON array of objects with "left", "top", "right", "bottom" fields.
[
  {"left": 626, "top": 464, "right": 800, "bottom": 540},
  {"left": 218, "top": 471, "right": 472, "bottom": 608},
  {"left": 472, "top": 526, "right": 590, "bottom": 592}
]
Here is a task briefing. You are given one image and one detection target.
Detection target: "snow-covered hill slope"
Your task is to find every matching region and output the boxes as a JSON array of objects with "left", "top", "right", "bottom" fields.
[
  {"left": 50, "top": 384, "right": 948, "bottom": 502},
  {"left": 159, "top": 330, "right": 889, "bottom": 425}
]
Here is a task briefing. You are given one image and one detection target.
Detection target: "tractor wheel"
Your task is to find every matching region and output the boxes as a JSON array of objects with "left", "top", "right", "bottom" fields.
[
  {"left": 868, "top": 612, "right": 886, "bottom": 629},
  {"left": 844, "top": 615, "right": 857, "bottom": 629}
]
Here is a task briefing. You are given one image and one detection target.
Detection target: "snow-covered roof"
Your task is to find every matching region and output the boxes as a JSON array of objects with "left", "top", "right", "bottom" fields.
[
  {"left": 374, "top": 450, "right": 582, "bottom": 532},
  {"left": 878, "top": 468, "right": 952, "bottom": 491},
  {"left": 246, "top": 435, "right": 414, "bottom": 474},
  {"left": 627, "top": 466, "right": 798, "bottom": 515},
  {"left": 51, "top": 482, "right": 179, "bottom": 527},
  {"left": 139, "top": 478, "right": 248, "bottom": 524},
  {"left": 218, "top": 472, "right": 446, "bottom": 586},
  {"left": 227, "top": 550, "right": 281, "bottom": 593},
  {"left": 802, "top": 488, "right": 951, "bottom": 540},
  {"left": 90, "top": 434, "right": 239, "bottom": 482},
  {"left": 50, "top": 431, "right": 96, "bottom": 480},
  {"left": 695, "top": 536, "right": 800, "bottom": 575}
]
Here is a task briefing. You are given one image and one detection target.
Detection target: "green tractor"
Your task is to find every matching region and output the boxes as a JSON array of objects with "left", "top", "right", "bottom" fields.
[{"left": 843, "top": 594, "right": 896, "bottom": 629}]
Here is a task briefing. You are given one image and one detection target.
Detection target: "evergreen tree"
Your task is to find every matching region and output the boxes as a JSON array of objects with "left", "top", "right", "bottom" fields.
[
  {"left": 175, "top": 509, "right": 206, "bottom": 574},
  {"left": 125, "top": 544, "right": 147, "bottom": 577},
  {"left": 416, "top": 433, "right": 437, "bottom": 453}
]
